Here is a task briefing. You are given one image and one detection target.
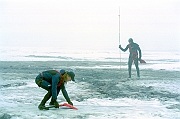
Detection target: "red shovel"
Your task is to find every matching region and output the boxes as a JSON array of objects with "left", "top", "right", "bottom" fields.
[
  {"left": 59, "top": 103, "right": 78, "bottom": 110},
  {"left": 139, "top": 59, "right": 146, "bottom": 63}
]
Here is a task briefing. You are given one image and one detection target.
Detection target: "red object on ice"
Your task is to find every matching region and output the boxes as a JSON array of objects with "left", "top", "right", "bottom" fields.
[
  {"left": 59, "top": 103, "right": 78, "bottom": 110},
  {"left": 140, "top": 59, "right": 146, "bottom": 63}
]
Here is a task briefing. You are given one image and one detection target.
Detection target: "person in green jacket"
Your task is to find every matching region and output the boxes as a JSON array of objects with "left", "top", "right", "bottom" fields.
[
  {"left": 35, "top": 69, "right": 75, "bottom": 110},
  {"left": 119, "top": 38, "right": 142, "bottom": 78}
]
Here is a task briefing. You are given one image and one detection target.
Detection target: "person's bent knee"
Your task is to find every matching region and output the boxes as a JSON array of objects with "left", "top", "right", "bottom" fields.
[
  {"left": 35, "top": 78, "right": 51, "bottom": 91},
  {"left": 35, "top": 78, "right": 43, "bottom": 87}
]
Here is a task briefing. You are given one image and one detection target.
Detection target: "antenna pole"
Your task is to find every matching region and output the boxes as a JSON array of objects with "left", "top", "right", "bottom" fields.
[
  {"left": 118, "top": 6, "right": 121, "bottom": 74},
  {"left": 118, "top": 6, "right": 120, "bottom": 44}
]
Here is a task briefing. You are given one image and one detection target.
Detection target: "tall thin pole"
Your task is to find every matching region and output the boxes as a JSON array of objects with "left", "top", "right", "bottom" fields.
[
  {"left": 118, "top": 6, "right": 121, "bottom": 74},
  {"left": 118, "top": 6, "right": 120, "bottom": 45}
]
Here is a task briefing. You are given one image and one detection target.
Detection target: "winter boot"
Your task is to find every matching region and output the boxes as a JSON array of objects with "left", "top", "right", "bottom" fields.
[{"left": 38, "top": 104, "right": 49, "bottom": 110}]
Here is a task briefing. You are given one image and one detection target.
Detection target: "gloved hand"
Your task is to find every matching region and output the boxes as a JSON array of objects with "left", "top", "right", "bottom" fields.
[
  {"left": 138, "top": 57, "right": 141, "bottom": 61},
  {"left": 67, "top": 98, "right": 73, "bottom": 106},
  {"left": 53, "top": 99, "right": 59, "bottom": 108},
  {"left": 119, "top": 45, "right": 121, "bottom": 48}
]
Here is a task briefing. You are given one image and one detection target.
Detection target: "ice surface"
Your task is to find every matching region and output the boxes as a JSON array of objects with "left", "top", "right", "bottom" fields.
[{"left": 0, "top": 47, "right": 180, "bottom": 118}]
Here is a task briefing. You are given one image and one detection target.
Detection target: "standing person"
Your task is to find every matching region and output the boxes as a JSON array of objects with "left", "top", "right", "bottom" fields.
[
  {"left": 119, "top": 38, "right": 142, "bottom": 78},
  {"left": 35, "top": 69, "right": 75, "bottom": 110}
]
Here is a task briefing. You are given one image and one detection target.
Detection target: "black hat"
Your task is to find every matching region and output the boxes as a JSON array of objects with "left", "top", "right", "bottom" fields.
[{"left": 67, "top": 71, "right": 75, "bottom": 81}]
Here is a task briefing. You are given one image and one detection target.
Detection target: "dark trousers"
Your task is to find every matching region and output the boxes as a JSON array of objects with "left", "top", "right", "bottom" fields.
[
  {"left": 35, "top": 76, "right": 60, "bottom": 105},
  {"left": 128, "top": 57, "right": 140, "bottom": 78}
]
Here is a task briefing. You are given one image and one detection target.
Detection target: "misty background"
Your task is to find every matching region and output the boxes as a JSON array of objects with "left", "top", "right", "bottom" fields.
[{"left": 0, "top": 0, "right": 180, "bottom": 52}]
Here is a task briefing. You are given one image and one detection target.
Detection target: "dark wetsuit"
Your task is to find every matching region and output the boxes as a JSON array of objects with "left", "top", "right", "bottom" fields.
[
  {"left": 119, "top": 42, "right": 141, "bottom": 78},
  {"left": 35, "top": 70, "right": 70, "bottom": 104}
]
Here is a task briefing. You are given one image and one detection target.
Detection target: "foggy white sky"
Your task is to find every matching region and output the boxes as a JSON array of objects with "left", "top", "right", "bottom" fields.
[{"left": 0, "top": 0, "right": 180, "bottom": 52}]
